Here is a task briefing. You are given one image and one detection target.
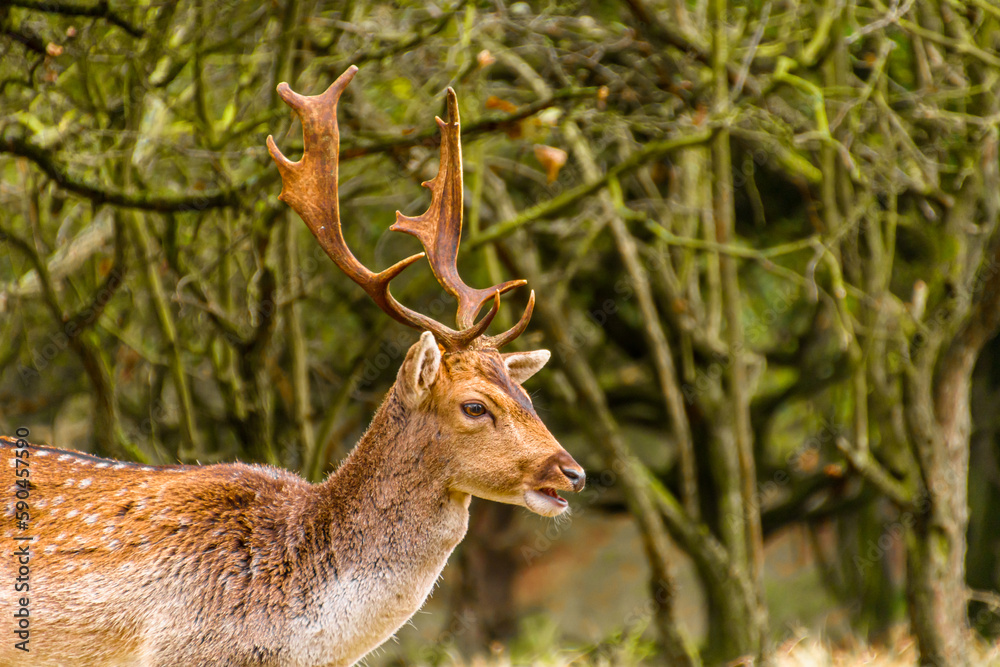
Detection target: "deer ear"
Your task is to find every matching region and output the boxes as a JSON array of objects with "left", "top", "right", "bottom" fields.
[
  {"left": 503, "top": 349, "right": 550, "bottom": 384},
  {"left": 398, "top": 332, "right": 442, "bottom": 405}
]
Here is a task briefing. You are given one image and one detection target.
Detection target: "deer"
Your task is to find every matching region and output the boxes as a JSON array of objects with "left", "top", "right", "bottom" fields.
[{"left": 0, "top": 65, "right": 585, "bottom": 667}]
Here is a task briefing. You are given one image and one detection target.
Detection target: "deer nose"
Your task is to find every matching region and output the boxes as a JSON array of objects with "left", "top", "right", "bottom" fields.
[{"left": 560, "top": 465, "right": 586, "bottom": 492}]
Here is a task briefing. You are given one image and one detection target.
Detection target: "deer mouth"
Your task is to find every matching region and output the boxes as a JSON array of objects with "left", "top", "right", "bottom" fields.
[
  {"left": 525, "top": 487, "right": 569, "bottom": 516},
  {"left": 538, "top": 487, "right": 567, "bottom": 504}
]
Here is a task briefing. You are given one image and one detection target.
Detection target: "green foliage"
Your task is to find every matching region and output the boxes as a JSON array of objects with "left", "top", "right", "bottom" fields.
[{"left": 3, "top": 0, "right": 1000, "bottom": 664}]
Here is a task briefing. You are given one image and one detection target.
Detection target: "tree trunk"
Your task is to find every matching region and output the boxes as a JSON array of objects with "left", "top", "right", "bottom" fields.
[
  {"left": 905, "top": 342, "right": 979, "bottom": 665},
  {"left": 906, "top": 513, "right": 969, "bottom": 667}
]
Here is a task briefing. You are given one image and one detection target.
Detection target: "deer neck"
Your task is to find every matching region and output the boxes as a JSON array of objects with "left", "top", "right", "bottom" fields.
[
  {"left": 302, "top": 389, "right": 469, "bottom": 663},
  {"left": 322, "top": 389, "right": 469, "bottom": 544}
]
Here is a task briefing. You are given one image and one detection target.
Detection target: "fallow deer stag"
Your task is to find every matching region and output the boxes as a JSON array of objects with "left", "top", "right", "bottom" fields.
[{"left": 0, "top": 65, "right": 584, "bottom": 667}]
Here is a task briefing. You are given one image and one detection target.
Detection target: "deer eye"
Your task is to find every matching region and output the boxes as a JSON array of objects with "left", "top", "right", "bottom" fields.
[{"left": 461, "top": 402, "right": 488, "bottom": 418}]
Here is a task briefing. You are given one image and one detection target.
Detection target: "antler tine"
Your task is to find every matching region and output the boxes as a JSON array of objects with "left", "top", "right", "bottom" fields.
[
  {"left": 267, "top": 67, "right": 382, "bottom": 288},
  {"left": 267, "top": 66, "right": 475, "bottom": 350},
  {"left": 268, "top": 67, "right": 533, "bottom": 351},
  {"left": 481, "top": 290, "right": 535, "bottom": 349},
  {"left": 391, "top": 88, "right": 528, "bottom": 333}
]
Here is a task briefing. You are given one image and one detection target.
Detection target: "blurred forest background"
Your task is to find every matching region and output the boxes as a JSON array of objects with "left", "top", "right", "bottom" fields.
[{"left": 2, "top": 0, "right": 1000, "bottom": 665}]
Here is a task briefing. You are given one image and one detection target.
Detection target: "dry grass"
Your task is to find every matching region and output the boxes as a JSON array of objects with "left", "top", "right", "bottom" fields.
[
  {"left": 422, "top": 627, "right": 1000, "bottom": 666},
  {"left": 774, "top": 628, "right": 1000, "bottom": 667}
]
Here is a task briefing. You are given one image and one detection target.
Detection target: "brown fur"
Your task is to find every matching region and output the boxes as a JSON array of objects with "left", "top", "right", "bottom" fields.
[{"left": 0, "top": 339, "right": 582, "bottom": 666}]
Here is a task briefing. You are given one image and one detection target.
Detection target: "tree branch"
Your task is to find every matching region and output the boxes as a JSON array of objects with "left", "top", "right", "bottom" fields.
[
  {"left": 2, "top": 135, "right": 246, "bottom": 212},
  {"left": 467, "top": 128, "right": 714, "bottom": 249},
  {"left": 835, "top": 436, "right": 914, "bottom": 509},
  {"left": 9, "top": 0, "right": 145, "bottom": 38}
]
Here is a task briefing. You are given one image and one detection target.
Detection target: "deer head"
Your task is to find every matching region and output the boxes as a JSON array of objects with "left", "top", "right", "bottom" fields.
[{"left": 266, "top": 66, "right": 584, "bottom": 516}]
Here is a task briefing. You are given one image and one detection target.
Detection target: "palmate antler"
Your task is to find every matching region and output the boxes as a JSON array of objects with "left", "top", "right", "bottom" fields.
[{"left": 266, "top": 66, "right": 533, "bottom": 351}]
